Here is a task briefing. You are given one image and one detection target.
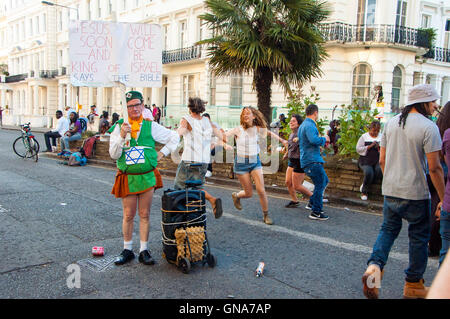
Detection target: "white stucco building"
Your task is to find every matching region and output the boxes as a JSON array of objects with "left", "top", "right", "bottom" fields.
[{"left": 0, "top": 0, "right": 449, "bottom": 129}]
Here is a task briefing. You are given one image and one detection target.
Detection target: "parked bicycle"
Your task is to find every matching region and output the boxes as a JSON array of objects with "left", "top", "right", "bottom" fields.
[{"left": 13, "top": 123, "right": 40, "bottom": 162}]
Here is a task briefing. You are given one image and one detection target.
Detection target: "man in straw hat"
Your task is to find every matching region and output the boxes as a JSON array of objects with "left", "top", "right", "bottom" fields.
[
  {"left": 362, "top": 84, "right": 446, "bottom": 299},
  {"left": 109, "top": 90, "right": 179, "bottom": 266}
]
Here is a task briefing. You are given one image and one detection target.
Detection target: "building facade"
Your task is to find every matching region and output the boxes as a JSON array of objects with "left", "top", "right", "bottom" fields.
[{"left": 0, "top": 0, "right": 449, "bottom": 129}]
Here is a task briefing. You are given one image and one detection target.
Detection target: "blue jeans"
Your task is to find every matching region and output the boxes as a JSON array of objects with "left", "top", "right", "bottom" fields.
[
  {"left": 61, "top": 132, "right": 82, "bottom": 151},
  {"left": 368, "top": 196, "right": 431, "bottom": 282},
  {"left": 304, "top": 163, "right": 329, "bottom": 213},
  {"left": 439, "top": 209, "right": 450, "bottom": 266}
]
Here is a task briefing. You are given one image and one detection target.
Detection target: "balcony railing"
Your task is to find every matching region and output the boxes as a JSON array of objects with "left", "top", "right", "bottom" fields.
[
  {"left": 423, "top": 47, "right": 450, "bottom": 63},
  {"left": 162, "top": 45, "right": 202, "bottom": 64},
  {"left": 39, "top": 70, "right": 58, "bottom": 78},
  {"left": 318, "top": 23, "right": 429, "bottom": 48},
  {"left": 5, "top": 73, "right": 27, "bottom": 83}
]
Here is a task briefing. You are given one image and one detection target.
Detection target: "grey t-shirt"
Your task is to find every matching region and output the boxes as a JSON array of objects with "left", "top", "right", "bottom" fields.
[{"left": 381, "top": 113, "right": 442, "bottom": 200}]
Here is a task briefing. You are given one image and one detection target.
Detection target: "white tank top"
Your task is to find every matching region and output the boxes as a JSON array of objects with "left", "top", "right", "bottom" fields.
[
  {"left": 181, "top": 115, "right": 213, "bottom": 163},
  {"left": 236, "top": 126, "right": 259, "bottom": 156}
]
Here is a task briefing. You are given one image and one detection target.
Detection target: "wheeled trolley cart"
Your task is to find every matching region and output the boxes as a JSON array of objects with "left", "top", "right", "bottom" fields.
[{"left": 161, "top": 163, "right": 217, "bottom": 273}]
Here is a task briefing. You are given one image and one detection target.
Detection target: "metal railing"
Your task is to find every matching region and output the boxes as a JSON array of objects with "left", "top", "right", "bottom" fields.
[
  {"left": 5, "top": 73, "right": 27, "bottom": 83},
  {"left": 162, "top": 45, "right": 202, "bottom": 64},
  {"left": 318, "top": 22, "right": 429, "bottom": 48},
  {"left": 423, "top": 47, "right": 450, "bottom": 63}
]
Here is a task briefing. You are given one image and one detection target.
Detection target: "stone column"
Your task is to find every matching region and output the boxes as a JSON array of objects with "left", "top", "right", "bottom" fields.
[
  {"left": 429, "top": 75, "right": 442, "bottom": 104},
  {"left": 441, "top": 77, "right": 450, "bottom": 107},
  {"left": 58, "top": 84, "right": 64, "bottom": 109},
  {"left": 67, "top": 83, "right": 72, "bottom": 108}
]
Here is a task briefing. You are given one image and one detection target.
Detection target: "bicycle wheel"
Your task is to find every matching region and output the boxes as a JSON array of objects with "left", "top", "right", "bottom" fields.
[{"left": 13, "top": 136, "right": 28, "bottom": 158}]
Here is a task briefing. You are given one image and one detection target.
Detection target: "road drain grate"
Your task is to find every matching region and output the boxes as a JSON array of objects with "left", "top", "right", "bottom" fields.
[{"left": 77, "top": 255, "right": 117, "bottom": 272}]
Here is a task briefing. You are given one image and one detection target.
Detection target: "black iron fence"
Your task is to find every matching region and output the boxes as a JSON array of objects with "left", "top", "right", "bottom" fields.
[
  {"left": 318, "top": 22, "right": 429, "bottom": 48},
  {"left": 162, "top": 45, "right": 202, "bottom": 64},
  {"left": 423, "top": 47, "right": 450, "bottom": 63},
  {"left": 5, "top": 73, "right": 27, "bottom": 83}
]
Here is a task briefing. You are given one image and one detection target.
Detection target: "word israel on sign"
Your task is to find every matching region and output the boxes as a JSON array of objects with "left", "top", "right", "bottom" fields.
[{"left": 69, "top": 20, "right": 162, "bottom": 88}]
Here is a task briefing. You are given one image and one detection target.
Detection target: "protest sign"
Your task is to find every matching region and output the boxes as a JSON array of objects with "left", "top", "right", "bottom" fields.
[{"left": 69, "top": 20, "right": 162, "bottom": 88}]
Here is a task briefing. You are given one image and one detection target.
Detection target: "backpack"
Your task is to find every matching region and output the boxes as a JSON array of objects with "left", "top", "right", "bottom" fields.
[
  {"left": 79, "top": 117, "right": 88, "bottom": 132},
  {"left": 80, "top": 136, "right": 97, "bottom": 158},
  {"left": 68, "top": 152, "right": 87, "bottom": 166}
]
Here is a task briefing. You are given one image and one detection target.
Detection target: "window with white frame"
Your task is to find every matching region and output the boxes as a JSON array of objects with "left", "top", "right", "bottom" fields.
[
  {"left": 395, "top": 0, "right": 407, "bottom": 27},
  {"left": 445, "top": 19, "right": 450, "bottom": 49},
  {"left": 42, "top": 13, "right": 46, "bottom": 32},
  {"left": 230, "top": 73, "right": 243, "bottom": 106},
  {"left": 35, "top": 16, "right": 39, "bottom": 34},
  {"left": 421, "top": 14, "right": 431, "bottom": 28},
  {"left": 179, "top": 20, "right": 187, "bottom": 48},
  {"left": 182, "top": 74, "right": 196, "bottom": 105},
  {"left": 357, "top": 0, "right": 376, "bottom": 25},
  {"left": 352, "top": 63, "right": 372, "bottom": 107},
  {"left": 197, "top": 17, "right": 206, "bottom": 41},
  {"left": 391, "top": 66, "right": 402, "bottom": 113},
  {"left": 163, "top": 24, "right": 169, "bottom": 50}
]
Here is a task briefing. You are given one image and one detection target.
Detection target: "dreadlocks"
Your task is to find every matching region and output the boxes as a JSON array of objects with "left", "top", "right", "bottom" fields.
[{"left": 398, "top": 102, "right": 429, "bottom": 129}]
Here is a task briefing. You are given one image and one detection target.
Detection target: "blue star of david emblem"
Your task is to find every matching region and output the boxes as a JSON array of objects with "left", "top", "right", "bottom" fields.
[{"left": 125, "top": 146, "right": 145, "bottom": 165}]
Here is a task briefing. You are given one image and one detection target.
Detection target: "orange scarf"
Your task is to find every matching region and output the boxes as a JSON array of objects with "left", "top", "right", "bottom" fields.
[{"left": 128, "top": 116, "right": 143, "bottom": 139}]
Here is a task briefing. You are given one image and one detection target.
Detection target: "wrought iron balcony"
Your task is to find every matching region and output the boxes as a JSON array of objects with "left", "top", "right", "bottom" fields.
[
  {"left": 162, "top": 45, "right": 202, "bottom": 64},
  {"left": 423, "top": 47, "right": 450, "bottom": 63},
  {"left": 5, "top": 73, "right": 27, "bottom": 83},
  {"left": 318, "top": 22, "right": 429, "bottom": 48},
  {"left": 39, "top": 70, "right": 58, "bottom": 78}
]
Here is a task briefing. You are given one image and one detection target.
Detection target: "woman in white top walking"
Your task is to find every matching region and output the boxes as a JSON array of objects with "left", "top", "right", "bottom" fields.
[
  {"left": 175, "top": 97, "right": 225, "bottom": 218},
  {"left": 226, "top": 107, "right": 287, "bottom": 225}
]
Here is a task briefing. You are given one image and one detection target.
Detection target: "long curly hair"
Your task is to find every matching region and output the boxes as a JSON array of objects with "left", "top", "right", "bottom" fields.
[{"left": 240, "top": 106, "right": 267, "bottom": 129}]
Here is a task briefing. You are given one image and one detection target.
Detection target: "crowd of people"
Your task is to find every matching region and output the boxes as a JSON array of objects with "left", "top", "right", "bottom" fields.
[{"left": 46, "top": 84, "right": 447, "bottom": 298}]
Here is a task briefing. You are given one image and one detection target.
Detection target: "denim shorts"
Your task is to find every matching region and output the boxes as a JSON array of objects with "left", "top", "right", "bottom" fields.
[
  {"left": 234, "top": 155, "right": 262, "bottom": 175},
  {"left": 174, "top": 161, "right": 208, "bottom": 190}
]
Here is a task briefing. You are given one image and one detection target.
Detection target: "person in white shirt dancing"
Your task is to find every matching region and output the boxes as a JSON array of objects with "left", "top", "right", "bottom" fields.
[
  {"left": 175, "top": 97, "right": 225, "bottom": 219},
  {"left": 227, "top": 107, "right": 287, "bottom": 225},
  {"left": 44, "top": 110, "right": 69, "bottom": 152}
]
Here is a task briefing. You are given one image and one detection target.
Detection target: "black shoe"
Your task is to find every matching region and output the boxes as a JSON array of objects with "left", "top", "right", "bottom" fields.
[
  {"left": 213, "top": 198, "right": 223, "bottom": 219},
  {"left": 114, "top": 249, "right": 135, "bottom": 265},
  {"left": 285, "top": 201, "right": 300, "bottom": 208},
  {"left": 305, "top": 203, "right": 312, "bottom": 210},
  {"left": 309, "top": 211, "right": 329, "bottom": 221},
  {"left": 138, "top": 250, "right": 156, "bottom": 265}
]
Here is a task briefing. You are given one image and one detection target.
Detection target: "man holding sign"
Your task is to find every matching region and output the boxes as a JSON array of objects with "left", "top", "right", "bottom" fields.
[{"left": 109, "top": 91, "right": 179, "bottom": 265}]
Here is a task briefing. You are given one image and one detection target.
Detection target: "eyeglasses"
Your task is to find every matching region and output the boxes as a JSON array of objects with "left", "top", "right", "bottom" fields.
[{"left": 127, "top": 103, "right": 142, "bottom": 109}]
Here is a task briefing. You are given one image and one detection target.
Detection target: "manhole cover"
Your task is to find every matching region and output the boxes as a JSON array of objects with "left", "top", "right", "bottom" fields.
[{"left": 77, "top": 255, "right": 117, "bottom": 272}]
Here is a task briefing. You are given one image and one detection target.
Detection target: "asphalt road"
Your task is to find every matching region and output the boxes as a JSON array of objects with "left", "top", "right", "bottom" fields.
[{"left": 0, "top": 128, "right": 440, "bottom": 299}]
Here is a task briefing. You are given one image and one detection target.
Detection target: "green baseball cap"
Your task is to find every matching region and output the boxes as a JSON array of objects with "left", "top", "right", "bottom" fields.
[{"left": 125, "top": 91, "right": 143, "bottom": 103}]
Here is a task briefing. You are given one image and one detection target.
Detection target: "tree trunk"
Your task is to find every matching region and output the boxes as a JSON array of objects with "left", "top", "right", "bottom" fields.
[{"left": 254, "top": 66, "right": 273, "bottom": 125}]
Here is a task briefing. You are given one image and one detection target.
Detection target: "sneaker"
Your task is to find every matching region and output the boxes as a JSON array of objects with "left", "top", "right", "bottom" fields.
[
  {"left": 403, "top": 279, "right": 429, "bottom": 299},
  {"left": 323, "top": 198, "right": 329, "bottom": 203},
  {"left": 205, "top": 170, "right": 212, "bottom": 178},
  {"left": 360, "top": 183, "right": 364, "bottom": 193},
  {"left": 308, "top": 211, "right": 329, "bottom": 221},
  {"left": 362, "top": 264, "right": 384, "bottom": 299},
  {"left": 305, "top": 203, "right": 312, "bottom": 210},
  {"left": 285, "top": 201, "right": 300, "bottom": 208},
  {"left": 361, "top": 194, "right": 368, "bottom": 201}
]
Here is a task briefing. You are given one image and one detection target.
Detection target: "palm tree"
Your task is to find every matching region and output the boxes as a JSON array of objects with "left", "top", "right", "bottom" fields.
[{"left": 199, "top": 0, "right": 330, "bottom": 122}]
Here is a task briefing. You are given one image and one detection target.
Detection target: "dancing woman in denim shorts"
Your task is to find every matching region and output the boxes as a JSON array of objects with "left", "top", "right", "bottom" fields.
[{"left": 226, "top": 107, "right": 287, "bottom": 225}]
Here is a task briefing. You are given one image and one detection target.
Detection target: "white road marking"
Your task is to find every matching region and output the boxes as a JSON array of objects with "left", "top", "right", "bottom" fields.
[{"left": 211, "top": 209, "right": 439, "bottom": 269}]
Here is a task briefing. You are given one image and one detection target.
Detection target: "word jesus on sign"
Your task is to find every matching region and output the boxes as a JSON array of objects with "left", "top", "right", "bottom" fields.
[{"left": 69, "top": 20, "right": 162, "bottom": 88}]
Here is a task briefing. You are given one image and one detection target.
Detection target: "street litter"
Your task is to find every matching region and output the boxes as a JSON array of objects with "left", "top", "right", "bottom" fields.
[{"left": 255, "top": 262, "right": 265, "bottom": 277}]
